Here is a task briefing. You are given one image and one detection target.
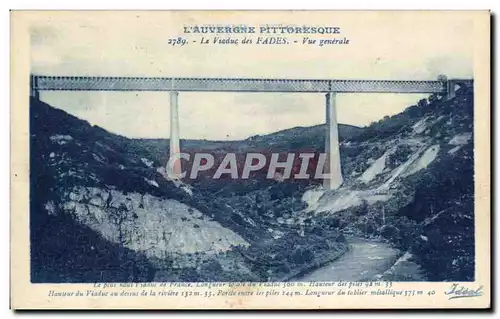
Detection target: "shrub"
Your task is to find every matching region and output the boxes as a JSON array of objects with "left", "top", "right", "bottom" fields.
[
  {"left": 289, "top": 247, "right": 314, "bottom": 265},
  {"left": 178, "top": 268, "right": 199, "bottom": 282},
  {"left": 335, "top": 233, "right": 347, "bottom": 243},
  {"left": 380, "top": 224, "right": 399, "bottom": 241}
]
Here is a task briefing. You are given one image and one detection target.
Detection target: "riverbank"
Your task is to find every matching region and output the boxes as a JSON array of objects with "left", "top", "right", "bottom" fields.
[
  {"left": 377, "top": 251, "right": 427, "bottom": 281},
  {"left": 294, "top": 237, "right": 402, "bottom": 282},
  {"left": 280, "top": 243, "right": 349, "bottom": 282}
]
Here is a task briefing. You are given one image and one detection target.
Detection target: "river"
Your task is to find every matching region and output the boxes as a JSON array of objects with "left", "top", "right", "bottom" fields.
[{"left": 298, "top": 237, "right": 402, "bottom": 282}]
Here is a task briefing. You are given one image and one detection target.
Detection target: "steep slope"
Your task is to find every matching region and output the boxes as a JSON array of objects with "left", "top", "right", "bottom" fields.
[
  {"left": 30, "top": 98, "right": 250, "bottom": 282},
  {"left": 30, "top": 98, "right": 348, "bottom": 282},
  {"left": 299, "top": 89, "right": 475, "bottom": 281}
]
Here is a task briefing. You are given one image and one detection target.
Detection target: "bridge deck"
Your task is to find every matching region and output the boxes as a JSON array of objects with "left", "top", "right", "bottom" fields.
[{"left": 31, "top": 76, "right": 449, "bottom": 93}]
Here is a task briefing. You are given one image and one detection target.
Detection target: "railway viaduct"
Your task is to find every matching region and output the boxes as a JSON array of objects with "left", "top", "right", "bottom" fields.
[{"left": 30, "top": 75, "right": 472, "bottom": 189}]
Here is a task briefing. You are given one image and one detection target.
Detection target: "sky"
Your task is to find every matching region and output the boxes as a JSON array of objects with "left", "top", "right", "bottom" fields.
[{"left": 29, "top": 11, "right": 474, "bottom": 140}]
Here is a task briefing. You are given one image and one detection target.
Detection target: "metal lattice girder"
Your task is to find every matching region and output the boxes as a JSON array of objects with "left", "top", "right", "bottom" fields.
[{"left": 32, "top": 75, "right": 450, "bottom": 94}]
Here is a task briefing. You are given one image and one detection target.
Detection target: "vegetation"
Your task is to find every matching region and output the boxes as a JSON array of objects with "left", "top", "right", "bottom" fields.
[{"left": 30, "top": 83, "right": 475, "bottom": 282}]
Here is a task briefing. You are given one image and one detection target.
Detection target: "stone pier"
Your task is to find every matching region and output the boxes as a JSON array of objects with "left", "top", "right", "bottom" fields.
[
  {"left": 169, "top": 90, "right": 181, "bottom": 178},
  {"left": 323, "top": 92, "right": 343, "bottom": 190}
]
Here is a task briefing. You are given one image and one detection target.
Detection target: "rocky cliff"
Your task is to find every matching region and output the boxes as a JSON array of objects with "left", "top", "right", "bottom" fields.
[
  {"left": 299, "top": 89, "right": 475, "bottom": 281},
  {"left": 30, "top": 99, "right": 250, "bottom": 282}
]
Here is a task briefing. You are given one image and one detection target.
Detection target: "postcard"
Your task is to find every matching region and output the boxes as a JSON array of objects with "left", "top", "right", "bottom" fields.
[{"left": 10, "top": 10, "right": 491, "bottom": 309}]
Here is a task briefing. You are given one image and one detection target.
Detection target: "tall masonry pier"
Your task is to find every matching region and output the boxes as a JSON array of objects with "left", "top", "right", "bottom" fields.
[
  {"left": 30, "top": 75, "right": 469, "bottom": 190},
  {"left": 324, "top": 92, "right": 343, "bottom": 190},
  {"left": 169, "top": 90, "right": 181, "bottom": 178}
]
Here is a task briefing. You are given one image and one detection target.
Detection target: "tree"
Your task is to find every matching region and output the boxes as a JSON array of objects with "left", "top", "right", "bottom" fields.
[
  {"left": 289, "top": 247, "right": 314, "bottom": 264},
  {"left": 428, "top": 93, "right": 438, "bottom": 104},
  {"left": 417, "top": 99, "right": 428, "bottom": 108},
  {"left": 437, "top": 74, "right": 448, "bottom": 82}
]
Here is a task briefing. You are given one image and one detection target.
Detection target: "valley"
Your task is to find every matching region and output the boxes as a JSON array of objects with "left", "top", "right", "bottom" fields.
[{"left": 29, "top": 85, "right": 474, "bottom": 283}]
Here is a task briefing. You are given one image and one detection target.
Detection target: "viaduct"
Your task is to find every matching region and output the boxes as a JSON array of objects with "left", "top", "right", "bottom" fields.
[{"left": 30, "top": 75, "right": 472, "bottom": 189}]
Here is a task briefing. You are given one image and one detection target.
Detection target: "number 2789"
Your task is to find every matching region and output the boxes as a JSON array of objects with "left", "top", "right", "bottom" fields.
[{"left": 168, "top": 37, "right": 187, "bottom": 46}]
